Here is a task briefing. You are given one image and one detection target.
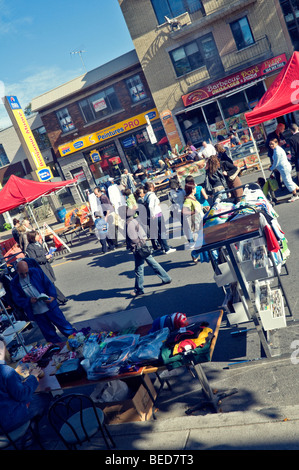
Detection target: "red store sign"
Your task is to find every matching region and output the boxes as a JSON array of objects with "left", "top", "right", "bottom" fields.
[{"left": 182, "top": 54, "right": 287, "bottom": 107}]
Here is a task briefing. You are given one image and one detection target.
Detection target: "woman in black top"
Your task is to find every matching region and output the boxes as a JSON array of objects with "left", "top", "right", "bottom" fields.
[
  {"left": 205, "top": 155, "right": 228, "bottom": 198},
  {"left": 25, "top": 231, "right": 68, "bottom": 305},
  {"left": 220, "top": 159, "right": 243, "bottom": 202}
]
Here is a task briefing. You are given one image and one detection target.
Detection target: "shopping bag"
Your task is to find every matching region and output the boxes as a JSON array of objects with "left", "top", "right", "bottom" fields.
[{"left": 268, "top": 177, "right": 279, "bottom": 192}]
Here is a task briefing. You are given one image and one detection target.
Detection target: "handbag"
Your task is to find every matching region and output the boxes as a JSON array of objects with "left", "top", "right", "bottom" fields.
[{"left": 136, "top": 243, "right": 153, "bottom": 259}]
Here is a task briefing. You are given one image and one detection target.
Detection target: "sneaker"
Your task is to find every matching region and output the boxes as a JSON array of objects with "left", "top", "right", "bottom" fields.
[
  {"left": 130, "top": 290, "right": 144, "bottom": 297},
  {"left": 162, "top": 279, "right": 172, "bottom": 285},
  {"left": 288, "top": 195, "right": 299, "bottom": 203},
  {"left": 165, "top": 248, "right": 176, "bottom": 254}
]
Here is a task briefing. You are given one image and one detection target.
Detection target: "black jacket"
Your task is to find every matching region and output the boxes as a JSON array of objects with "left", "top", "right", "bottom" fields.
[
  {"left": 289, "top": 132, "right": 299, "bottom": 170},
  {"left": 25, "top": 242, "right": 56, "bottom": 283}
]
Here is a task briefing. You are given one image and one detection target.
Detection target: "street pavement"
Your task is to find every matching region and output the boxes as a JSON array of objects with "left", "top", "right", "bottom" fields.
[{"left": 10, "top": 162, "right": 299, "bottom": 451}]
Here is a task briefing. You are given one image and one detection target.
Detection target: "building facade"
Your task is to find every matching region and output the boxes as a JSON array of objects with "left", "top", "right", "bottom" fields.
[
  {"left": 118, "top": 0, "right": 295, "bottom": 149},
  {"left": 31, "top": 50, "right": 168, "bottom": 204}
]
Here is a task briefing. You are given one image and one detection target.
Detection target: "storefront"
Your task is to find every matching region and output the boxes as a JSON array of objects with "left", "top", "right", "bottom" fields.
[
  {"left": 58, "top": 107, "right": 167, "bottom": 190},
  {"left": 177, "top": 54, "right": 289, "bottom": 147}
]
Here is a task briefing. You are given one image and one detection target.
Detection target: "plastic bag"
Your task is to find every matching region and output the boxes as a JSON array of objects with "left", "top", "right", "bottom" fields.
[
  {"left": 127, "top": 328, "right": 169, "bottom": 364},
  {"left": 87, "top": 334, "right": 139, "bottom": 380},
  {"left": 90, "top": 380, "right": 129, "bottom": 403}
]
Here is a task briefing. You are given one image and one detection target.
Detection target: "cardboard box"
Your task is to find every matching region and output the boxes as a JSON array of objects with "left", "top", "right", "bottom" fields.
[{"left": 95, "top": 375, "right": 157, "bottom": 425}]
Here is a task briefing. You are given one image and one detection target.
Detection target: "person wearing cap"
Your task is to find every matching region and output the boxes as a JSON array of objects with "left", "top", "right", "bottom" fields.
[
  {"left": 10, "top": 260, "right": 75, "bottom": 343},
  {"left": 0, "top": 335, "right": 51, "bottom": 434}
]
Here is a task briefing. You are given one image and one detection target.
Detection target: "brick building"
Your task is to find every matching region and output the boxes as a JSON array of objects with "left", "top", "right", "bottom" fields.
[
  {"left": 31, "top": 50, "right": 168, "bottom": 204},
  {"left": 118, "top": 0, "right": 295, "bottom": 148}
]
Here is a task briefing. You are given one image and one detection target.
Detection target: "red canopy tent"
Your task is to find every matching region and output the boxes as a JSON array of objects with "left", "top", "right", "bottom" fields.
[
  {"left": 0, "top": 174, "right": 78, "bottom": 214},
  {"left": 245, "top": 51, "right": 299, "bottom": 127},
  {"left": 0, "top": 175, "right": 78, "bottom": 258}
]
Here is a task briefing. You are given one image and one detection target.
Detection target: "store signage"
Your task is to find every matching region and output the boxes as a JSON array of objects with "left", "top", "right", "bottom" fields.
[
  {"left": 182, "top": 54, "right": 287, "bottom": 107},
  {"left": 160, "top": 109, "right": 183, "bottom": 149},
  {"left": 4, "top": 95, "right": 48, "bottom": 172},
  {"left": 89, "top": 150, "right": 101, "bottom": 163},
  {"left": 58, "top": 108, "right": 159, "bottom": 157},
  {"left": 36, "top": 166, "right": 53, "bottom": 182}
]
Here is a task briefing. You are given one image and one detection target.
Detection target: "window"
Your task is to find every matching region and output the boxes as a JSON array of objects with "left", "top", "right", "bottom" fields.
[
  {"left": 56, "top": 107, "right": 75, "bottom": 133},
  {"left": 32, "top": 126, "right": 51, "bottom": 150},
  {"left": 126, "top": 75, "right": 147, "bottom": 103},
  {"left": 151, "top": 0, "right": 204, "bottom": 24},
  {"left": 230, "top": 17, "right": 254, "bottom": 50},
  {"left": 79, "top": 87, "right": 121, "bottom": 124},
  {"left": 0, "top": 145, "right": 9, "bottom": 168},
  {"left": 170, "top": 33, "right": 221, "bottom": 77}
]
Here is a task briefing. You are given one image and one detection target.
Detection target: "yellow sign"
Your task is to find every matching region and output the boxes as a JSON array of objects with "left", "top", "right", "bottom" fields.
[
  {"left": 4, "top": 96, "right": 47, "bottom": 171},
  {"left": 58, "top": 108, "right": 160, "bottom": 157}
]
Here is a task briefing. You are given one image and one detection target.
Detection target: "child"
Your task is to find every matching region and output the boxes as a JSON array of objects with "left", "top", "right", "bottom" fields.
[{"left": 94, "top": 211, "right": 110, "bottom": 253}]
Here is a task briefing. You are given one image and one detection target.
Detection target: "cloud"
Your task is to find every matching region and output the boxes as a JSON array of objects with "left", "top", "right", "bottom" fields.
[{"left": 0, "top": 65, "right": 81, "bottom": 130}]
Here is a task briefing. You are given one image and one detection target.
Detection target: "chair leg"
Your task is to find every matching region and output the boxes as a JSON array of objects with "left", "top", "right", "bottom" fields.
[{"left": 103, "top": 423, "right": 116, "bottom": 448}]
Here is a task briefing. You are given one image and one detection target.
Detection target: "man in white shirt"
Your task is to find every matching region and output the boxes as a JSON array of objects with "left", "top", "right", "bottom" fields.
[{"left": 201, "top": 141, "right": 216, "bottom": 160}]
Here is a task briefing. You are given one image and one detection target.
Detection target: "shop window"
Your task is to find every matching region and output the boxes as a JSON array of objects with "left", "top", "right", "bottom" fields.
[
  {"left": 32, "top": 126, "right": 51, "bottom": 150},
  {"left": 0, "top": 145, "right": 9, "bottom": 168},
  {"left": 245, "top": 82, "right": 266, "bottom": 109},
  {"left": 202, "top": 102, "right": 226, "bottom": 140},
  {"left": 151, "top": 0, "right": 205, "bottom": 25},
  {"left": 230, "top": 17, "right": 255, "bottom": 50},
  {"left": 126, "top": 74, "right": 147, "bottom": 103},
  {"left": 56, "top": 107, "right": 75, "bottom": 133},
  {"left": 120, "top": 128, "right": 161, "bottom": 171},
  {"left": 79, "top": 87, "right": 121, "bottom": 124}
]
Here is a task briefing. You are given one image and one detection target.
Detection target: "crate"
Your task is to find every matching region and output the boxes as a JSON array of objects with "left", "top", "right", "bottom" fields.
[
  {"left": 239, "top": 238, "right": 270, "bottom": 281},
  {"left": 227, "top": 301, "right": 249, "bottom": 325}
]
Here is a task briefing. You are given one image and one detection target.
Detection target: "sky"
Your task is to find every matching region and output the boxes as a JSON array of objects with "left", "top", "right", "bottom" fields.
[{"left": 0, "top": 0, "right": 134, "bottom": 130}]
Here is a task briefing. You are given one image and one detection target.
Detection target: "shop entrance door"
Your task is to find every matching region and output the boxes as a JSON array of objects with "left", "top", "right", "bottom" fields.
[{"left": 71, "top": 168, "right": 90, "bottom": 202}]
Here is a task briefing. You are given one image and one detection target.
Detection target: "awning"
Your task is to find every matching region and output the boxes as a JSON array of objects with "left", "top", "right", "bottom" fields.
[
  {"left": 0, "top": 175, "right": 78, "bottom": 214},
  {"left": 245, "top": 52, "right": 299, "bottom": 127}
]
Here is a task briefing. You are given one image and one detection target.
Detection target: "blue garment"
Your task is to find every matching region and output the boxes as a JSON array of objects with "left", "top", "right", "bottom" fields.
[
  {"left": 133, "top": 252, "right": 171, "bottom": 294},
  {"left": 0, "top": 363, "right": 38, "bottom": 432},
  {"left": 270, "top": 146, "right": 296, "bottom": 192},
  {"left": 95, "top": 217, "right": 109, "bottom": 239},
  {"left": 11, "top": 267, "right": 75, "bottom": 343},
  {"left": 195, "top": 186, "right": 209, "bottom": 206}
]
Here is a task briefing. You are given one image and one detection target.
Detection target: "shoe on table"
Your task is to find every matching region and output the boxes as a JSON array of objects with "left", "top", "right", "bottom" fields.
[
  {"left": 165, "top": 248, "right": 176, "bottom": 254},
  {"left": 288, "top": 195, "right": 299, "bottom": 202}
]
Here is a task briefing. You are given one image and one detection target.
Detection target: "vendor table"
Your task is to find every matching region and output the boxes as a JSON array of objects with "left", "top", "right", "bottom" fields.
[
  {"left": 194, "top": 211, "right": 293, "bottom": 359},
  {"left": 36, "top": 308, "right": 232, "bottom": 415}
]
